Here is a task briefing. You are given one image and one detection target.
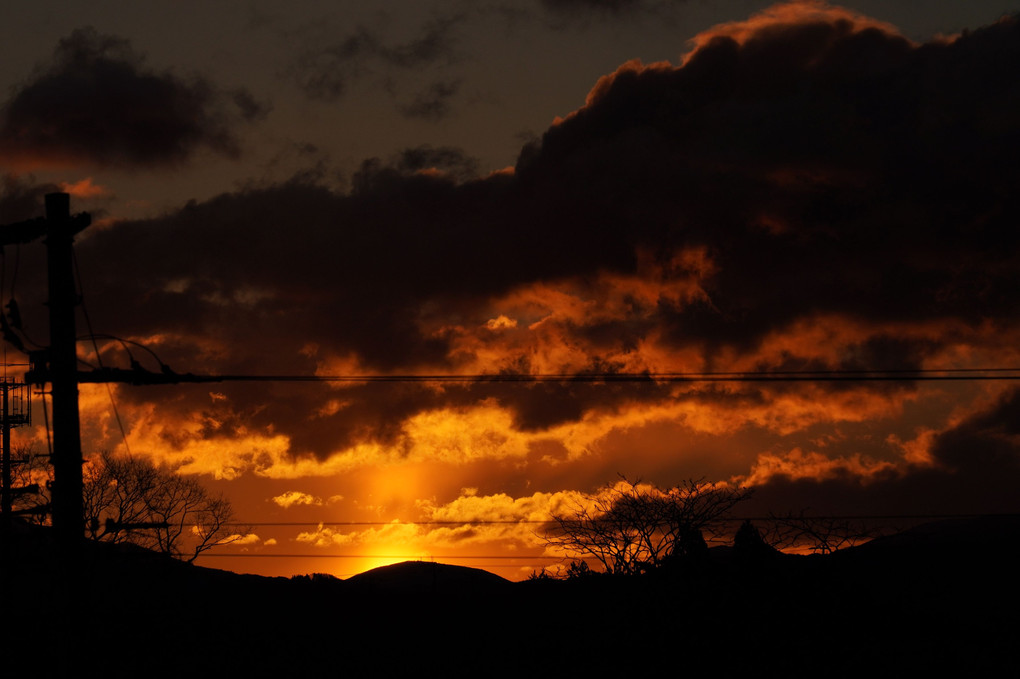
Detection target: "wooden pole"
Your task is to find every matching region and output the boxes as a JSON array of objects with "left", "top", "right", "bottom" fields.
[{"left": 44, "top": 193, "right": 84, "bottom": 546}]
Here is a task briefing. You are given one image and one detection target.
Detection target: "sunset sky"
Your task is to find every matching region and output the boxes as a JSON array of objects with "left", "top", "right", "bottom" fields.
[{"left": 2, "top": 0, "right": 1019, "bottom": 579}]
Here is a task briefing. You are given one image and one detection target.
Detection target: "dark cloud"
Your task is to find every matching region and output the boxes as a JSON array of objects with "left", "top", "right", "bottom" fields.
[
  {"left": 0, "top": 27, "right": 260, "bottom": 169},
  {"left": 231, "top": 89, "right": 272, "bottom": 123},
  {"left": 541, "top": 0, "right": 646, "bottom": 15},
  {"left": 377, "top": 13, "right": 464, "bottom": 68},
  {"left": 518, "top": 13, "right": 1020, "bottom": 352},
  {"left": 746, "top": 387, "right": 1020, "bottom": 518},
  {"left": 399, "top": 80, "right": 461, "bottom": 121},
  {"left": 291, "top": 14, "right": 463, "bottom": 103},
  {"left": 289, "top": 28, "right": 373, "bottom": 102},
  {"left": 0, "top": 174, "right": 59, "bottom": 223},
  {"left": 930, "top": 387, "right": 1020, "bottom": 477},
  {"left": 72, "top": 168, "right": 516, "bottom": 377},
  {"left": 391, "top": 144, "right": 479, "bottom": 181},
  {"left": 539, "top": 0, "right": 679, "bottom": 26},
  {"left": 19, "top": 10, "right": 1020, "bottom": 460}
]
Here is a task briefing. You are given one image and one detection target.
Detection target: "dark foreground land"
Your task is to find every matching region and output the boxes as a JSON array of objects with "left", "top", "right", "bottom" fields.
[{"left": 2, "top": 517, "right": 1018, "bottom": 677}]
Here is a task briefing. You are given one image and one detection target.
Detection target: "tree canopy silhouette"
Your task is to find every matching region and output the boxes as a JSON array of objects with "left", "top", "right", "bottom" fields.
[{"left": 544, "top": 477, "right": 751, "bottom": 575}]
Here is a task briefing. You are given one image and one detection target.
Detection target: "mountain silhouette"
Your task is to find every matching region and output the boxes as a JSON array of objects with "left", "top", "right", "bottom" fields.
[{"left": 347, "top": 559, "right": 512, "bottom": 592}]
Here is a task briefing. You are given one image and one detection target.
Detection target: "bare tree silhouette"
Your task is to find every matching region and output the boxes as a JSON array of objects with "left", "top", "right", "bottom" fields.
[
  {"left": 82, "top": 450, "right": 247, "bottom": 562},
  {"left": 764, "top": 510, "right": 886, "bottom": 554},
  {"left": 544, "top": 477, "right": 751, "bottom": 575},
  {"left": 5, "top": 444, "right": 51, "bottom": 523}
]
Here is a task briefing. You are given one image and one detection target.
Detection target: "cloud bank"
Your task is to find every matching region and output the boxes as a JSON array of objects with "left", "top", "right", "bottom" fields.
[{"left": 5, "top": 4, "right": 1020, "bottom": 526}]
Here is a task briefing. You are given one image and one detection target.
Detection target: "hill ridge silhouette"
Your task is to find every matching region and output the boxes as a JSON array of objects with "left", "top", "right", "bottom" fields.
[{"left": 2, "top": 516, "right": 1017, "bottom": 676}]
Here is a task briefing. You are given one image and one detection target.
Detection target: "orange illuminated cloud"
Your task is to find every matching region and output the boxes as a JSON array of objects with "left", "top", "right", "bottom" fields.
[
  {"left": 434, "top": 248, "right": 716, "bottom": 376},
  {"left": 420, "top": 489, "right": 584, "bottom": 526},
  {"left": 59, "top": 177, "right": 113, "bottom": 199},
  {"left": 681, "top": 0, "right": 908, "bottom": 64},
  {"left": 741, "top": 447, "right": 897, "bottom": 486},
  {"left": 289, "top": 489, "right": 588, "bottom": 575},
  {"left": 553, "top": 58, "right": 674, "bottom": 126},
  {"left": 63, "top": 362, "right": 972, "bottom": 484},
  {"left": 887, "top": 429, "right": 939, "bottom": 466},
  {"left": 548, "top": 1, "right": 911, "bottom": 134},
  {"left": 272, "top": 491, "right": 324, "bottom": 508},
  {"left": 485, "top": 315, "right": 518, "bottom": 331}
]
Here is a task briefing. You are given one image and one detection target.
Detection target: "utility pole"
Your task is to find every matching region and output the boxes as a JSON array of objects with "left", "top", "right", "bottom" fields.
[
  {"left": 43, "top": 193, "right": 86, "bottom": 546},
  {"left": 0, "top": 192, "right": 90, "bottom": 548}
]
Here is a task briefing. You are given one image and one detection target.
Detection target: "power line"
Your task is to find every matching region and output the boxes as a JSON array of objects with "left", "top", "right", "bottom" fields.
[
  {"left": 225, "top": 520, "right": 552, "bottom": 527},
  {"left": 198, "top": 553, "right": 565, "bottom": 560},
  {"left": 72, "top": 251, "right": 132, "bottom": 457},
  {"left": 197, "top": 513, "right": 1020, "bottom": 563},
  {"left": 172, "top": 369, "right": 1020, "bottom": 383},
  {"left": 64, "top": 366, "right": 1020, "bottom": 386},
  {"left": 223, "top": 512, "right": 1020, "bottom": 528}
]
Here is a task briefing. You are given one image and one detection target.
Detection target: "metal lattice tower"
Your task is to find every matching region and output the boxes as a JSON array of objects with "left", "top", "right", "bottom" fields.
[{"left": 0, "top": 380, "right": 33, "bottom": 527}]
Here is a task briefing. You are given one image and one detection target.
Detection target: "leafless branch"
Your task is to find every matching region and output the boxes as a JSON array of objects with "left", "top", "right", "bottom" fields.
[
  {"left": 544, "top": 477, "right": 752, "bottom": 575},
  {"left": 763, "top": 510, "right": 886, "bottom": 554},
  {"left": 82, "top": 451, "right": 246, "bottom": 561}
]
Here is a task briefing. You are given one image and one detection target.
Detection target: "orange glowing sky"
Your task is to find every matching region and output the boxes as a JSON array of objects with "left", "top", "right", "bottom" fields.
[{"left": 3, "top": 1, "right": 1020, "bottom": 580}]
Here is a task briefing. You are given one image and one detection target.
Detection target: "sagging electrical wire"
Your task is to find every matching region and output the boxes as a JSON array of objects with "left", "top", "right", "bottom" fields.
[{"left": 72, "top": 250, "right": 132, "bottom": 457}]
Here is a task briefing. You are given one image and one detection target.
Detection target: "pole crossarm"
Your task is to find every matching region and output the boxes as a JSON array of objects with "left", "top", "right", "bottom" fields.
[{"left": 0, "top": 213, "right": 91, "bottom": 245}]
